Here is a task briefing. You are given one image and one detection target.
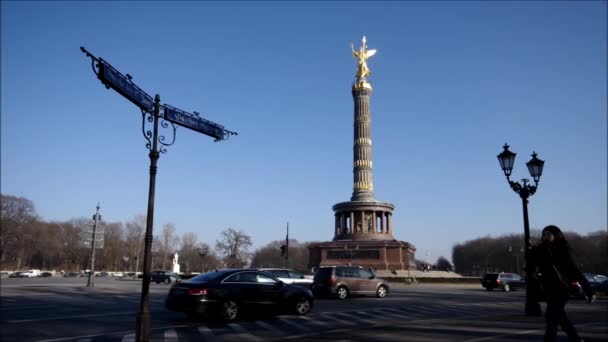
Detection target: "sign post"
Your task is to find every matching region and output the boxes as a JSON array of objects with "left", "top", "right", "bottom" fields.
[{"left": 81, "top": 47, "right": 237, "bottom": 342}]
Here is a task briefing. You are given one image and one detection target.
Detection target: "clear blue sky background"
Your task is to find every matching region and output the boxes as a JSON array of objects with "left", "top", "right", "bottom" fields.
[{"left": 2, "top": 1, "right": 606, "bottom": 264}]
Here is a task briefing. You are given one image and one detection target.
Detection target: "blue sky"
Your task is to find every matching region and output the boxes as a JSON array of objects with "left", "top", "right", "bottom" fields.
[{"left": 2, "top": 1, "right": 606, "bottom": 263}]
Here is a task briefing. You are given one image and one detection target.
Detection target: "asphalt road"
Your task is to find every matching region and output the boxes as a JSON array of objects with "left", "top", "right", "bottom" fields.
[{"left": 1, "top": 277, "right": 606, "bottom": 341}]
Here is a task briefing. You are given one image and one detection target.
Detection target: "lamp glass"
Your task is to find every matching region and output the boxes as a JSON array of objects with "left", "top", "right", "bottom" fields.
[
  {"left": 526, "top": 152, "right": 545, "bottom": 183},
  {"left": 497, "top": 145, "right": 516, "bottom": 176}
]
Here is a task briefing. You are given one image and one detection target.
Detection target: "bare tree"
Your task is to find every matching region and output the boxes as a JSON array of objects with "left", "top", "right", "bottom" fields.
[
  {"left": 215, "top": 228, "right": 253, "bottom": 268},
  {"left": 178, "top": 232, "right": 199, "bottom": 273},
  {"left": 250, "top": 239, "right": 310, "bottom": 271},
  {"left": 196, "top": 242, "right": 221, "bottom": 272},
  {"left": 0, "top": 194, "right": 38, "bottom": 268},
  {"left": 435, "top": 256, "right": 452, "bottom": 271},
  {"left": 160, "top": 223, "right": 179, "bottom": 270},
  {"left": 125, "top": 215, "right": 146, "bottom": 275}
]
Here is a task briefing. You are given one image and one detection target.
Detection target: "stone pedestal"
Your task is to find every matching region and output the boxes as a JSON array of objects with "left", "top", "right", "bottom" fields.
[{"left": 308, "top": 239, "right": 416, "bottom": 271}]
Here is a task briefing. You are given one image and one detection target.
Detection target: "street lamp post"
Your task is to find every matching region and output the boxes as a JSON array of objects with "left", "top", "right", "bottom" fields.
[
  {"left": 497, "top": 143, "right": 545, "bottom": 316},
  {"left": 198, "top": 246, "right": 209, "bottom": 273}
]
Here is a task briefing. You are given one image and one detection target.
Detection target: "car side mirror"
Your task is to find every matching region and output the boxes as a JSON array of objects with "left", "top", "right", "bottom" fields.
[{"left": 369, "top": 275, "right": 375, "bottom": 279}]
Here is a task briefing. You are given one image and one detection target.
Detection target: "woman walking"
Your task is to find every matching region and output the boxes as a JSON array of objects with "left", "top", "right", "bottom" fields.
[{"left": 530, "top": 225, "right": 595, "bottom": 342}]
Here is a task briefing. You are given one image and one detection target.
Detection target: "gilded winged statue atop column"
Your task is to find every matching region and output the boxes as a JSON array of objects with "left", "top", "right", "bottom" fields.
[{"left": 351, "top": 36, "right": 377, "bottom": 80}]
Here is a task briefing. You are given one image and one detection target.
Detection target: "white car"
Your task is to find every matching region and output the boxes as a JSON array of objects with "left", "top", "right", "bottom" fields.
[
  {"left": 258, "top": 268, "right": 313, "bottom": 288},
  {"left": 21, "top": 269, "right": 41, "bottom": 278}
]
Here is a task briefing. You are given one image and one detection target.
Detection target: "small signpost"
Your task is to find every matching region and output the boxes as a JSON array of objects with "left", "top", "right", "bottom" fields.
[{"left": 81, "top": 47, "right": 237, "bottom": 342}]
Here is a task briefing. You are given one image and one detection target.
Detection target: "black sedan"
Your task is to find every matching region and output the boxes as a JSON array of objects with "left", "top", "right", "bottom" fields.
[{"left": 165, "top": 269, "right": 314, "bottom": 321}]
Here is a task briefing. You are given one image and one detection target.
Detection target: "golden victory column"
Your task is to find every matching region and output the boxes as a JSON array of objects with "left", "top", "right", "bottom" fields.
[{"left": 309, "top": 37, "right": 416, "bottom": 272}]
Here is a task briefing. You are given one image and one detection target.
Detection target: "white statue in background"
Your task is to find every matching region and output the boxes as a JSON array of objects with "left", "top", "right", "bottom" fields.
[{"left": 172, "top": 252, "right": 180, "bottom": 274}]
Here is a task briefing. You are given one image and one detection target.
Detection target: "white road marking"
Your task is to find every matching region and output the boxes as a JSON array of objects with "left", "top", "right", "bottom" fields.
[
  {"left": 320, "top": 313, "right": 356, "bottom": 326},
  {"left": 463, "top": 321, "right": 602, "bottom": 342},
  {"left": 339, "top": 311, "right": 376, "bottom": 325},
  {"left": 227, "top": 323, "right": 261, "bottom": 341},
  {"left": 164, "top": 329, "right": 178, "bottom": 341},
  {"left": 120, "top": 333, "right": 135, "bottom": 342},
  {"left": 280, "top": 318, "right": 309, "bottom": 331},
  {"left": 297, "top": 314, "right": 331, "bottom": 327},
  {"left": 254, "top": 320, "right": 283, "bottom": 335},
  {"left": 197, "top": 326, "right": 217, "bottom": 341},
  {"left": 9, "top": 311, "right": 135, "bottom": 323}
]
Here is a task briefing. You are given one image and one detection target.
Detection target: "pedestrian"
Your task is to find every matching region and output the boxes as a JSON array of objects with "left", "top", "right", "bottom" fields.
[{"left": 529, "top": 225, "right": 595, "bottom": 342}]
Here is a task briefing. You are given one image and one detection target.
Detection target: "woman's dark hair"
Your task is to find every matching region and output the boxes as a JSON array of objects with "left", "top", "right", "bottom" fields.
[{"left": 542, "top": 225, "right": 570, "bottom": 250}]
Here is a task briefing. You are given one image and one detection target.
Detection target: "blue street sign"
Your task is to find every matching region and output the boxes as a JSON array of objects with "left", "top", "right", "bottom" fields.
[
  {"left": 98, "top": 59, "right": 154, "bottom": 112},
  {"left": 164, "top": 106, "right": 225, "bottom": 141}
]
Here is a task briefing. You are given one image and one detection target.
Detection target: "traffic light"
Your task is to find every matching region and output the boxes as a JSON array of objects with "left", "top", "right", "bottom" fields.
[{"left": 280, "top": 245, "right": 286, "bottom": 256}]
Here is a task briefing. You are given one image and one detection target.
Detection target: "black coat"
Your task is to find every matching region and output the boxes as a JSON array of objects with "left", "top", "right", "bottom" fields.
[{"left": 529, "top": 243, "right": 592, "bottom": 300}]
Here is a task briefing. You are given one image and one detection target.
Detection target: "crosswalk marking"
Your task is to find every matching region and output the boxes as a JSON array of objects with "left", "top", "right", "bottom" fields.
[
  {"left": 299, "top": 315, "right": 331, "bottom": 327},
  {"left": 254, "top": 320, "right": 284, "bottom": 335},
  {"left": 227, "top": 323, "right": 261, "bottom": 341},
  {"left": 279, "top": 318, "right": 309, "bottom": 331},
  {"left": 109, "top": 300, "right": 608, "bottom": 342},
  {"left": 320, "top": 312, "right": 358, "bottom": 326},
  {"left": 120, "top": 333, "right": 135, "bottom": 342},
  {"left": 164, "top": 329, "right": 178, "bottom": 341},
  {"left": 197, "top": 326, "right": 217, "bottom": 341},
  {"left": 340, "top": 311, "right": 376, "bottom": 325}
]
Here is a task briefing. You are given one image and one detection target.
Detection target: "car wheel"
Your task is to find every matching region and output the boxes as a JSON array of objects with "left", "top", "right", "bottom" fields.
[
  {"left": 503, "top": 284, "right": 511, "bottom": 292},
  {"left": 336, "top": 286, "right": 349, "bottom": 300},
  {"left": 220, "top": 300, "right": 238, "bottom": 321},
  {"left": 294, "top": 297, "right": 311, "bottom": 315},
  {"left": 376, "top": 285, "right": 388, "bottom": 298},
  {"left": 164, "top": 278, "right": 170, "bottom": 284}
]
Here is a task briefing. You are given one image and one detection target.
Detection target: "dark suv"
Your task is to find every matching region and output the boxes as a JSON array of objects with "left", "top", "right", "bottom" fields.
[
  {"left": 482, "top": 273, "right": 525, "bottom": 292},
  {"left": 312, "top": 266, "right": 389, "bottom": 299},
  {"left": 151, "top": 271, "right": 181, "bottom": 284}
]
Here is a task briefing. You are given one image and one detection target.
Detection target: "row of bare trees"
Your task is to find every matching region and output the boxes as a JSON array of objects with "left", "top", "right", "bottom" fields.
[
  {"left": 0, "top": 194, "right": 253, "bottom": 273},
  {"left": 452, "top": 230, "right": 607, "bottom": 276}
]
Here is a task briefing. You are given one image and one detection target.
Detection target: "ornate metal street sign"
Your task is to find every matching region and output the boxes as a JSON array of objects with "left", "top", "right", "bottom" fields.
[
  {"left": 164, "top": 105, "right": 230, "bottom": 141},
  {"left": 97, "top": 59, "right": 154, "bottom": 112}
]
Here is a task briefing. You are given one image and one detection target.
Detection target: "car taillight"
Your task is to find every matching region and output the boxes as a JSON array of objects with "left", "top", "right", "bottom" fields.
[
  {"left": 187, "top": 288, "right": 208, "bottom": 295},
  {"left": 325, "top": 277, "right": 335, "bottom": 286},
  {"left": 571, "top": 281, "right": 580, "bottom": 287},
  {"left": 496, "top": 279, "right": 501, "bottom": 284}
]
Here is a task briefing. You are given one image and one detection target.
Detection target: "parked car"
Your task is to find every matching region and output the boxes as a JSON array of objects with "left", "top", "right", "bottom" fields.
[
  {"left": 165, "top": 269, "right": 314, "bottom": 321},
  {"left": 257, "top": 268, "right": 313, "bottom": 288},
  {"left": 40, "top": 272, "right": 53, "bottom": 277},
  {"left": 113, "top": 272, "right": 124, "bottom": 278},
  {"left": 9, "top": 272, "right": 25, "bottom": 278},
  {"left": 96, "top": 272, "right": 110, "bottom": 277},
  {"left": 151, "top": 271, "right": 181, "bottom": 284},
  {"left": 481, "top": 273, "right": 526, "bottom": 292},
  {"left": 311, "top": 265, "right": 389, "bottom": 299},
  {"left": 63, "top": 272, "right": 80, "bottom": 277}
]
